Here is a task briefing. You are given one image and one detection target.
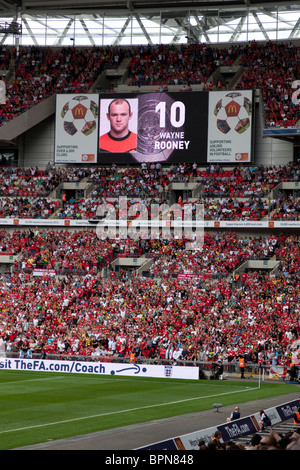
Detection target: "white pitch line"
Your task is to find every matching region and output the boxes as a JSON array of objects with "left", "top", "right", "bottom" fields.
[{"left": 0, "top": 385, "right": 258, "bottom": 435}]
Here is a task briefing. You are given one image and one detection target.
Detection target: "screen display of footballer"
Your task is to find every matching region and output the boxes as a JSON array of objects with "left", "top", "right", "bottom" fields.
[
  {"left": 98, "top": 91, "right": 209, "bottom": 164},
  {"left": 54, "top": 91, "right": 253, "bottom": 165}
]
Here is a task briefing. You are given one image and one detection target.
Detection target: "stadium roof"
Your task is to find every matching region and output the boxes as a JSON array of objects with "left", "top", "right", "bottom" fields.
[
  {"left": 1, "top": 0, "right": 299, "bottom": 13},
  {"left": 0, "top": 0, "right": 299, "bottom": 46}
]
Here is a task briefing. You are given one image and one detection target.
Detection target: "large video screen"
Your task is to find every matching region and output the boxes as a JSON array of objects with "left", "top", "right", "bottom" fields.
[{"left": 54, "top": 90, "right": 253, "bottom": 165}]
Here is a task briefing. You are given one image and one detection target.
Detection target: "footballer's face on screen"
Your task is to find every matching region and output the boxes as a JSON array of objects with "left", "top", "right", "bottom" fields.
[{"left": 107, "top": 100, "right": 132, "bottom": 138}]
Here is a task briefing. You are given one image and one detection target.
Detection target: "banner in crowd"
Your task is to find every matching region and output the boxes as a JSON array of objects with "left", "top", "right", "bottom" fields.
[
  {"left": 32, "top": 269, "right": 56, "bottom": 277},
  {"left": 269, "top": 365, "right": 288, "bottom": 378}
]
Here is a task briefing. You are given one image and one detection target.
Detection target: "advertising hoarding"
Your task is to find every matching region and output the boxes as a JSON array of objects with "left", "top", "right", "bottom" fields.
[{"left": 55, "top": 93, "right": 99, "bottom": 164}]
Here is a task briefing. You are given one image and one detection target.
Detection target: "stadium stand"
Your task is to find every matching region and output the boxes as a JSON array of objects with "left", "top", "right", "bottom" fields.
[
  {"left": 126, "top": 43, "right": 242, "bottom": 87},
  {"left": 236, "top": 41, "right": 300, "bottom": 128},
  {"left": 0, "top": 3, "right": 299, "bottom": 452},
  {"left": 0, "top": 45, "right": 128, "bottom": 125},
  {"left": 0, "top": 40, "right": 299, "bottom": 131},
  {"left": 0, "top": 162, "right": 299, "bottom": 365}
]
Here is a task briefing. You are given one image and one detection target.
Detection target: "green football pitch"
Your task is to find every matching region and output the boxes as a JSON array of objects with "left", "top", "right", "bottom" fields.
[{"left": 0, "top": 369, "right": 298, "bottom": 449}]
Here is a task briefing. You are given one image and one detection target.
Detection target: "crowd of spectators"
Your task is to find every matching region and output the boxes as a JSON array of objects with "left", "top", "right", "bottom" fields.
[
  {"left": 8, "top": 228, "right": 140, "bottom": 275},
  {"left": 270, "top": 195, "right": 300, "bottom": 221},
  {"left": 127, "top": 43, "right": 244, "bottom": 87},
  {"left": 126, "top": 40, "right": 300, "bottom": 129},
  {"left": 88, "top": 164, "right": 169, "bottom": 198},
  {"left": 54, "top": 195, "right": 273, "bottom": 221},
  {"left": 0, "top": 40, "right": 299, "bottom": 129},
  {"left": 148, "top": 232, "right": 270, "bottom": 277},
  {"left": 0, "top": 162, "right": 297, "bottom": 221},
  {"left": 202, "top": 428, "right": 300, "bottom": 450},
  {"left": 0, "top": 255, "right": 299, "bottom": 364},
  {"left": 0, "top": 166, "right": 57, "bottom": 196},
  {"left": 0, "top": 225, "right": 296, "bottom": 365},
  {"left": 5, "top": 229, "right": 269, "bottom": 276},
  {"left": 0, "top": 162, "right": 298, "bottom": 366},
  {"left": 0, "top": 44, "right": 129, "bottom": 125},
  {"left": 0, "top": 196, "right": 60, "bottom": 218},
  {"left": 195, "top": 163, "right": 294, "bottom": 198},
  {"left": 0, "top": 46, "right": 12, "bottom": 72},
  {"left": 274, "top": 234, "right": 300, "bottom": 275},
  {"left": 202, "top": 197, "right": 272, "bottom": 220},
  {"left": 236, "top": 40, "right": 300, "bottom": 128},
  {"left": 0, "top": 165, "right": 88, "bottom": 197}
]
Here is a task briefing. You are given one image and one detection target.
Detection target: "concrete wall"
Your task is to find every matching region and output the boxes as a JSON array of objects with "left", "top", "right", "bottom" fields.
[
  {"left": 20, "top": 115, "right": 56, "bottom": 168},
  {"left": 254, "top": 104, "right": 293, "bottom": 166},
  {"left": 255, "top": 136, "right": 293, "bottom": 167}
]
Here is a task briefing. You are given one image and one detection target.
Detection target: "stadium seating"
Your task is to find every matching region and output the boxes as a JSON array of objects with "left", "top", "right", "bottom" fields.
[
  {"left": 0, "top": 163, "right": 297, "bottom": 221},
  {"left": 0, "top": 39, "right": 299, "bottom": 371},
  {"left": 0, "top": 210, "right": 298, "bottom": 364},
  {"left": 236, "top": 41, "right": 300, "bottom": 128},
  {"left": 0, "top": 41, "right": 299, "bottom": 129},
  {"left": 127, "top": 43, "right": 242, "bottom": 87},
  {"left": 0, "top": 45, "right": 129, "bottom": 125}
]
